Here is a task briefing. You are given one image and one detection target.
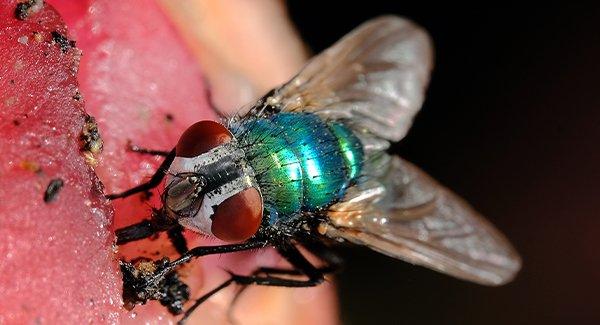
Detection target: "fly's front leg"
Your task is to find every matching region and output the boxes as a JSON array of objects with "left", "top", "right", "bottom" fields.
[
  {"left": 116, "top": 215, "right": 187, "bottom": 254},
  {"left": 116, "top": 219, "right": 163, "bottom": 245},
  {"left": 127, "top": 141, "right": 172, "bottom": 157},
  {"left": 106, "top": 148, "right": 176, "bottom": 200},
  {"left": 116, "top": 208, "right": 176, "bottom": 245},
  {"left": 178, "top": 243, "right": 332, "bottom": 325},
  {"left": 167, "top": 225, "right": 188, "bottom": 255}
]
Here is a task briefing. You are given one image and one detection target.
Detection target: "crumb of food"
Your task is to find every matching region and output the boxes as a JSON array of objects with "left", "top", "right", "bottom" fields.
[
  {"left": 73, "top": 90, "right": 82, "bottom": 101},
  {"left": 19, "top": 160, "right": 41, "bottom": 173},
  {"left": 32, "top": 31, "right": 43, "bottom": 42},
  {"left": 80, "top": 114, "right": 103, "bottom": 166},
  {"left": 18, "top": 35, "right": 28, "bottom": 45},
  {"left": 14, "top": 0, "right": 44, "bottom": 20},
  {"left": 51, "top": 30, "right": 76, "bottom": 53},
  {"left": 121, "top": 258, "right": 190, "bottom": 315},
  {"left": 134, "top": 259, "right": 158, "bottom": 275}
]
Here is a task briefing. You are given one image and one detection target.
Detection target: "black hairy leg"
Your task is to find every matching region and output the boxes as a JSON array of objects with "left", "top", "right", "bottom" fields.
[
  {"left": 106, "top": 148, "right": 176, "bottom": 200},
  {"left": 115, "top": 208, "right": 176, "bottom": 245},
  {"left": 127, "top": 142, "right": 173, "bottom": 157},
  {"left": 167, "top": 225, "right": 189, "bottom": 255},
  {"left": 226, "top": 236, "right": 343, "bottom": 323},
  {"left": 177, "top": 242, "right": 338, "bottom": 324}
]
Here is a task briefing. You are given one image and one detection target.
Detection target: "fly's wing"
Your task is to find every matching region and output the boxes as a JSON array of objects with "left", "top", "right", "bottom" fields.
[
  {"left": 325, "top": 155, "right": 522, "bottom": 286},
  {"left": 264, "top": 16, "right": 433, "bottom": 142}
]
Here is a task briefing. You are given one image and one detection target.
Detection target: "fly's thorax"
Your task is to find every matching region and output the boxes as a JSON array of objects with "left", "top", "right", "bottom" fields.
[
  {"left": 166, "top": 135, "right": 263, "bottom": 242},
  {"left": 233, "top": 112, "right": 365, "bottom": 223}
]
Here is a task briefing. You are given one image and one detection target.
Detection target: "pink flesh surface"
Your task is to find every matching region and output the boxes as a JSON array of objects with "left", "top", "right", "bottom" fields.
[
  {"left": 1, "top": 0, "right": 338, "bottom": 323},
  {"left": 0, "top": 1, "right": 120, "bottom": 323}
]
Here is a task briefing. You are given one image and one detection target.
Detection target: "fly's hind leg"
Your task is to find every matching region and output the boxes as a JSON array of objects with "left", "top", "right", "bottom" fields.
[
  {"left": 106, "top": 147, "right": 176, "bottom": 200},
  {"left": 227, "top": 238, "right": 343, "bottom": 323},
  {"left": 178, "top": 242, "right": 337, "bottom": 325},
  {"left": 224, "top": 265, "right": 339, "bottom": 324}
]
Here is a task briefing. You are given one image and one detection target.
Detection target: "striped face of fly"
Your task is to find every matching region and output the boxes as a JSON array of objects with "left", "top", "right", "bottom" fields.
[{"left": 165, "top": 121, "right": 263, "bottom": 242}]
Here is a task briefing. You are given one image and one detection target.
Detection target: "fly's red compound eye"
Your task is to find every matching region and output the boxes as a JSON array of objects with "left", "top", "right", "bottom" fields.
[
  {"left": 176, "top": 120, "right": 233, "bottom": 157},
  {"left": 211, "top": 187, "right": 263, "bottom": 242}
]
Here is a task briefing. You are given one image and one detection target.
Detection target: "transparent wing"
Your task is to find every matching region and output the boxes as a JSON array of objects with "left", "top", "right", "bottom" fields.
[
  {"left": 325, "top": 155, "right": 522, "bottom": 286},
  {"left": 266, "top": 16, "right": 433, "bottom": 142}
]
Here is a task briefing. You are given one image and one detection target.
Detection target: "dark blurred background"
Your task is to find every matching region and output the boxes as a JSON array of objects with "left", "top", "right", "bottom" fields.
[{"left": 288, "top": 2, "right": 600, "bottom": 324}]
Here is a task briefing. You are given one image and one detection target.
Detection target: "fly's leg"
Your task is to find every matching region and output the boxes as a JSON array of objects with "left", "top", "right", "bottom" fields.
[
  {"left": 225, "top": 265, "right": 338, "bottom": 325},
  {"left": 115, "top": 208, "right": 176, "bottom": 245},
  {"left": 167, "top": 225, "right": 188, "bottom": 255},
  {"left": 106, "top": 148, "right": 176, "bottom": 200},
  {"left": 127, "top": 141, "right": 172, "bottom": 157},
  {"left": 178, "top": 243, "right": 331, "bottom": 325},
  {"left": 116, "top": 208, "right": 187, "bottom": 253},
  {"left": 116, "top": 219, "right": 164, "bottom": 245},
  {"left": 227, "top": 238, "right": 343, "bottom": 323},
  {"left": 180, "top": 273, "right": 326, "bottom": 325},
  {"left": 116, "top": 216, "right": 187, "bottom": 255},
  {"left": 111, "top": 144, "right": 184, "bottom": 246}
]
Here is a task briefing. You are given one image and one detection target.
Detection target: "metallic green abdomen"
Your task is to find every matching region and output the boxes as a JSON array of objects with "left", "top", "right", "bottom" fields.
[{"left": 235, "top": 113, "right": 364, "bottom": 221}]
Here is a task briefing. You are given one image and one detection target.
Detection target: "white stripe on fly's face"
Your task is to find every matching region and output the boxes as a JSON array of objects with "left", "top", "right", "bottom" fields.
[
  {"left": 179, "top": 173, "right": 255, "bottom": 236},
  {"left": 168, "top": 142, "right": 243, "bottom": 175},
  {"left": 167, "top": 141, "right": 259, "bottom": 237}
]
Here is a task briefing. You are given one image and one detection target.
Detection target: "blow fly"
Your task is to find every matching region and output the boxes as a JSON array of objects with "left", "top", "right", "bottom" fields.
[{"left": 109, "top": 16, "right": 522, "bottom": 323}]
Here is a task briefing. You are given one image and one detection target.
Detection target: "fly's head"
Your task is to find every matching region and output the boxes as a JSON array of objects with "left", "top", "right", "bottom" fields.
[{"left": 165, "top": 120, "right": 264, "bottom": 242}]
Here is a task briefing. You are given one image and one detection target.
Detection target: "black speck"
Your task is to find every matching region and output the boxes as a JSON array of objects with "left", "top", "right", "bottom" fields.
[
  {"left": 73, "top": 91, "right": 82, "bottom": 101},
  {"left": 9, "top": 79, "right": 15, "bottom": 85},
  {"left": 44, "top": 178, "right": 64, "bottom": 203},
  {"left": 165, "top": 113, "right": 174, "bottom": 122},
  {"left": 15, "top": 0, "right": 43, "bottom": 21},
  {"left": 15, "top": 2, "right": 29, "bottom": 20},
  {"left": 12, "top": 119, "right": 20, "bottom": 126},
  {"left": 51, "top": 31, "right": 76, "bottom": 53}
]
